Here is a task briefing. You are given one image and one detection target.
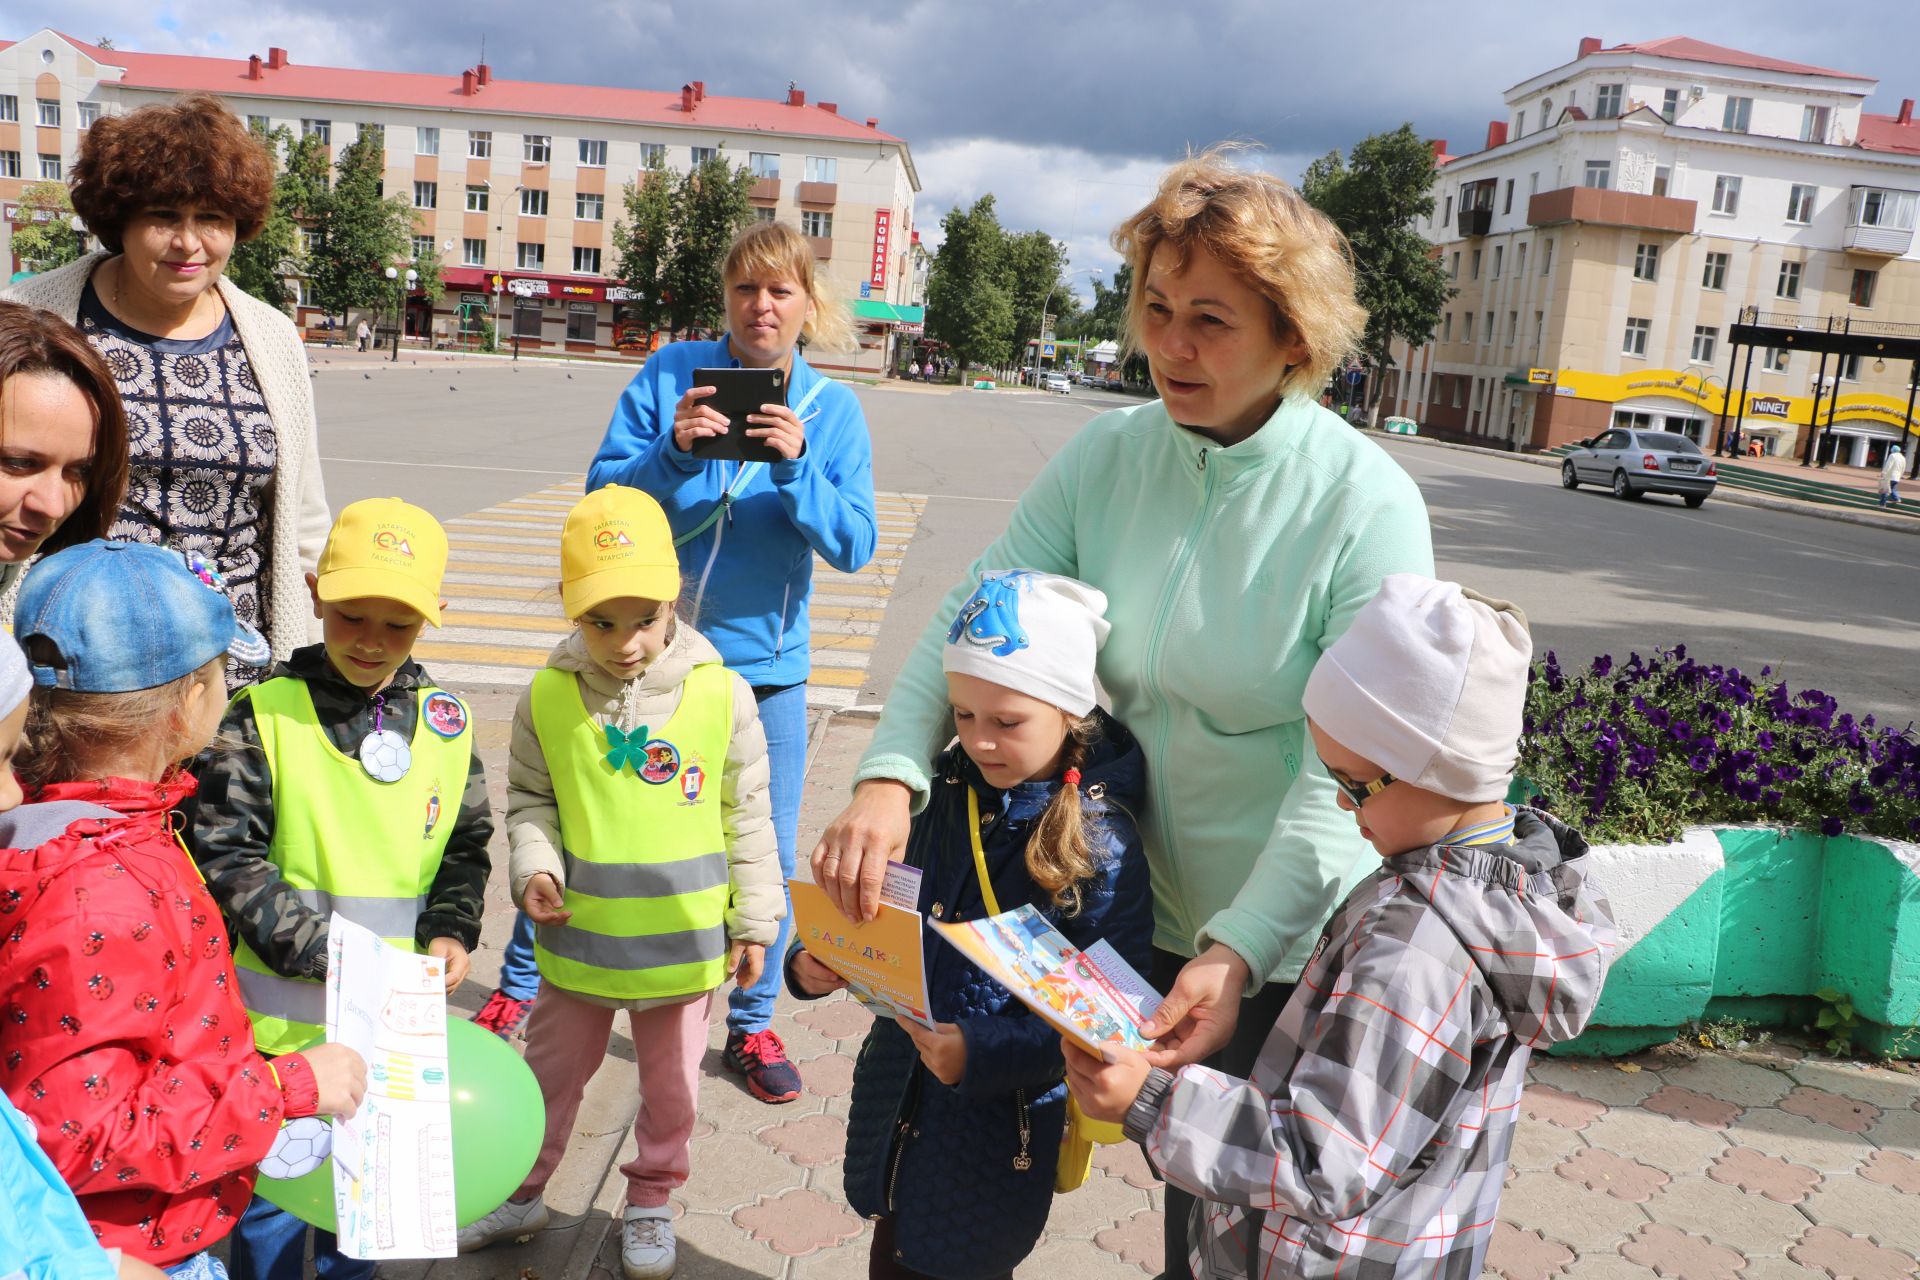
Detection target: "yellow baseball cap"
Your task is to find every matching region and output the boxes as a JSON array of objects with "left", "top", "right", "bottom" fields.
[
  {"left": 561, "top": 486, "right": 681, "bottom": 618},
  {"left": 315, "top": 498, "right": 448, "bottom": 626}
]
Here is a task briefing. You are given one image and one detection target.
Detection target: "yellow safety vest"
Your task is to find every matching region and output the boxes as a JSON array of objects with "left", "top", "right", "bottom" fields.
[
  {"left": 527, "top": 662, "right": 732, "bottom": 1001},
  {"left": 232, "top": 677, "right": 471, "bottom": 1054}
]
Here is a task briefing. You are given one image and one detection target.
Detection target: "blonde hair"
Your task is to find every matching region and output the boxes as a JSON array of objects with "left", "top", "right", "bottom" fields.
[
  {"left": 723, "top": 221, "right": 854, "bottom": 352},
  {"left": 1113, "top": 147, "right": 1367, "bottom": 400},
  {"left": 18, "top": 655, "right": 225, "bottom": 791},
  {"left": 1024, "top": 714, "right": 1107, "bottom": 915}
]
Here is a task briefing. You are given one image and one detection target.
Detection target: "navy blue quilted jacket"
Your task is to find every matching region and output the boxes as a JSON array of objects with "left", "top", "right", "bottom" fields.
[{"left": 786, "top": 709, "right": 1151, "bottom": 1278}]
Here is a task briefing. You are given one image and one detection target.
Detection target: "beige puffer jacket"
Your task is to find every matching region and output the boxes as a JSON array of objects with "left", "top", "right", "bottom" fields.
[{"left": 505, "top": 619, "right": 782, "bottom": 950}]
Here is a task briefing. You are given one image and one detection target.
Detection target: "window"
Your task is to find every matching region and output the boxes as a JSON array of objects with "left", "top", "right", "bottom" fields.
[
  {"left": 300, "top": 227, "right": 321, "bottom": 254},
  {"left": 416, "top": 126, "right": 439, "bottom": 156},
  {"left": 1661, "top": 88, "right": 1681, "bottom": 123},
  {"left": 691, "top": 146, "right": 718, "bottom": 166},
  {"left": 523, "top": 134, "right": 551, "bottom": 163},
  {"left": 1449, "top": 252, "right": 1459, "bottom": 280},
  {"left": 749, "top": 152, "right": 780, "bottom": 178},
  {"left": 1451, "top": 378, "right": 1464, "bottom": 409},
  {"left": 1483, "top": 312, "right": 1494, "bottom": 345},
  {"left": 413, "top": 181, "right": 437, "bottom": 209},
  {"left": 800, "top": 210, "right": 833, "bottom": 238},
  {"left": 1516, "top": 242, "right": 1528, "bottom": 276},
  {"left": 1503, "top": 178, "right": 1514, "bottom": 215},
  {"left": 1595, "top": 84, "right": 1624, "bottom": 119},
  {"left": 1516, "top": 111, "right": 1526, "bottom": 136},
  {"left": 579, "top": 138, "right": 608, "bottom": 167},
  {"left": 462, "top": 238, "right": 486, "bottom": 267},
  {"left": 567, "top": 308, "right": 596, "bottom": 343},
  {"left": 1777, "top": 261, "right": 1803, "bottom": 300},
  {"left": 1691, "top": 326, "right": 1718, "bottom": 363},
  {"left": 516, "top": 242, "right": 545, "bottom": 270},
  {"left": 1652, "top": 165, "right": 1671, "bottom": 197},
  {"left": 1529, "top": 171, "right": 1539, "bottom": 196},
  {"left": 1583, "top": 160, "right": 1611, "bottom": 190},
  {"left": 755, "top": 206, "right": 776, "bottom": 224},
  {"left": 411, "top": 234, "right": 434, "bottom": 261},
  {"left": 1851, "top": 267, "right": 1878, "bottom": 308},
  {"left": 1535, "top": 311, "right": 1546, "bottom": 348},
  {"left": 804, "top": 155, "right": 837, "bottom": 183},
  {"left": 468, "top": 130, "right": 492, "bottom": 159},
  {"left": 247, "top": 113, "right": 270, "bottom": 133},
  {"left": 1837, "top": 353, "right": 1862, "bottom": 381},
  {"left": 1463, "top": 313, "right": 1474, "bottom": 342},
  {"left": 513, "top": 298, "right": 542, "bottom": 339},
  {"left": 36, "top": 98, "right": 59, "bottom": 128},
  {"left": 1507, "top": 311, "right": 1519, "bottom": 344},
  {"left": 1763, "top": 346, "right": 1790, "bottom": 373},
  {"left": 1443, "top": 313, "right": 1453, "bottom": 341},
  {"left": 1492, "top": 245, "right": 1503, "bottom": 278},
  {"left": 1801, "top": 105, "right": 1832, "bottom": 143},
  {"left": 576, "top": 192, "right": 604, "bottom": 221},
  {"left": 1443, "top": 195, "right": 1454, "bottom": 223},
  {"left": 1850, "top": 187, "right": 1918, "bottom": 230},
  {"left": 1702, "top": 251, "right": 1730, "bottom": 290},
  {"left": 1541, "top": 237, "right": 1554, "bottom": 275},
  {"left": 1470, "top": 249, "right": 1481, "bottom": 279},
  {"left": 0, "top": 95, "right": 15, "bottom": 122},
  {"left": 572, "top": 246, "right": 601, "bottom": 275},
  {"left": 466, "top": 185, "right": 489, "bottom": 212},
  {"left": 1722, "top": 96, "right": 1752, "bottom": 133},
  {"left": 519, "top": 188, "right": 549, "bottom": 217},
  {"left": 1633, "top": 243, "right": 1659, "bottom": 281},
  {"left": 0, "top": 151, "right": 18, "bottom": 179},
  {"left": 1712, "top": 175, "right": 1741, "bottom": 215},
  {"left": 1623, "top": 317, "right": 1650, "bottom": 356},
  {"left": 76, "top": 101, "right": 99, "bottom": 129},
  {"left": 302, "top": 119, "right": 330, "bottom": 143},
  {"left": 1787, "top": 184, "right": 1817, "bottom": 224},
  {"left": 38, "top": 154, "right": 61, "bottom": 180},
  {"left": 638, "top": 142, "right": 665, "bottom": 168}
]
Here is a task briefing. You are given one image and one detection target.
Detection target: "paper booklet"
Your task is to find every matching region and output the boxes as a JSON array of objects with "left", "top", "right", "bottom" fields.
[
  {"left": 789, "top": 863, "right": 935, "bottom": 1027},
  {"left": 930, "top": 903, "right": 1163, "bottom": 1061}
]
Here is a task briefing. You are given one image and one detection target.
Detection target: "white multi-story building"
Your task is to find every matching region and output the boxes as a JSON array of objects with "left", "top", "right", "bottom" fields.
[
  {"left": 0, "top": 29, "right": 922, "bottom": 373},
  {"left": 1384, "top": 35, "right": 1920, "bottom": 469}
]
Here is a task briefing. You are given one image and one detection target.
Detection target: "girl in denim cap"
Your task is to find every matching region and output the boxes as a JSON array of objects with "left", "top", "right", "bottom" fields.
[{"left": 0, "top": 541, "right": 366, "bottom": 1279}]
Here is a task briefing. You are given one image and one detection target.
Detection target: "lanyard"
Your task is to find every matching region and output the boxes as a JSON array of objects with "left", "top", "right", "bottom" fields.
[{"left": 965, "top": 786, "right": 1003, "bottom": 916}]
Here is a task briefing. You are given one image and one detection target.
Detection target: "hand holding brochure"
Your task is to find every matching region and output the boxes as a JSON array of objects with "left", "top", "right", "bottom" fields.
[
  {"left": 788, "top": 864, "right": 934, "bottom": 1027},
  {"left": 930, "top": 903, "right": 1162, "bottom": 1060}
]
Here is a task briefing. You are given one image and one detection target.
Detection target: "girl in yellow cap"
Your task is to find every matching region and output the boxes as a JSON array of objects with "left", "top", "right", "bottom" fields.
[{"left": 458, "top": 485, "right": 781, "bottom": 1279}]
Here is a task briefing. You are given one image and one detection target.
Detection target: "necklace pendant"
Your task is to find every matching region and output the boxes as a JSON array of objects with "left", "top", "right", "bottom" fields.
[{"left": 359, "top": 728, "right": 412, "bottom": 782}]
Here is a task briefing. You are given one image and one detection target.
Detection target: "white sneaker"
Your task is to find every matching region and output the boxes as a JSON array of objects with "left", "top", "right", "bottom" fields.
[
  {"left": 621, "top": 1205, "right": 676, "bottom": 1279},
  {"left": 457, "top": 1195, "right": 549, "bottom": 1251}
]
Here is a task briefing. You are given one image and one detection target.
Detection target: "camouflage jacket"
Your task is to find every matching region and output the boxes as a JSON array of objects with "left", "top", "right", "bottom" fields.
[{"left": 185, "top": 645, "right": 494, "bottom": 979}]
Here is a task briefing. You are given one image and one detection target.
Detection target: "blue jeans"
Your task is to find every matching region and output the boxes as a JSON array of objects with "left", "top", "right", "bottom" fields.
[
  {"left": 727, "top": 682, "right": 806, "bottom": 1034},
  {"left": 498, "top": 910, "right": 541, "bottom": 1002},
  {"left": 227, "top": 1194, "right": 373, "bottom": 1280}
]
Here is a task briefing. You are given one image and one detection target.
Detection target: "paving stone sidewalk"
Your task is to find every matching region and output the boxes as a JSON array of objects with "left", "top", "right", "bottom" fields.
[{"left": 380, "top": 697, "right": 1920, "bottom": 1279}]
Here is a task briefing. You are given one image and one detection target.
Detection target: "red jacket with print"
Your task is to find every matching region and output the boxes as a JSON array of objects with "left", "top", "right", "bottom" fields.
[{"left": 0, "top": 776, "right": 319, "bottom": 1267}]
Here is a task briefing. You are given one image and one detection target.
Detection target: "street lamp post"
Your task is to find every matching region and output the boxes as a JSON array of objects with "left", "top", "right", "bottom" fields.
[
  {"left": 1032, "top": 265, "right": 1100, "bottom": 389},
  {"left": 489, "top": 182, "right": 527, "bottom": 356},
  {"left": 384, "top": 265, "right": 417, "bottom": 362},
  {"left": 1690, "top": 370, "right": 1726, "bottom": 451}
]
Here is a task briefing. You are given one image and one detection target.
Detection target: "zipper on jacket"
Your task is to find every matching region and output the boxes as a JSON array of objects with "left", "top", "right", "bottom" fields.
[
  {"left": 1198, "top": 447, "right": 1208, "bottom": 472},
  {"left": 773, "top": 580, "right": 792, "bottom": 662},
  {"left": 1011, "top": 1089, "right": 1033, "bottom": 1171},
  {"left": 885, "top": 1066, "right": 924, "bottom": 1215},
  {"left": 692, "top": 462, "right": 750, "bottom": 623}
]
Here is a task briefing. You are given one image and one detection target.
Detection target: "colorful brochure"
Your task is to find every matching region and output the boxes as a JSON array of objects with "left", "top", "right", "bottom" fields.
[
  {"left": 930, "top": 904, "right": 1162, "bottom": 1061},
  {"left": 788, "top": 864, "right": 933, "bottom": 1027}
]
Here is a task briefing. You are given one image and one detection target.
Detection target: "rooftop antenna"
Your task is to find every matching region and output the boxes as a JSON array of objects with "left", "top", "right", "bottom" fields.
[{"left": 479, "top": 34, "right": 487, "bottom": 66}]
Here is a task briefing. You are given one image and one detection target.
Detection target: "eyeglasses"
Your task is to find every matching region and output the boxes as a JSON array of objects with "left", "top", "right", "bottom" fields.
[{"left": 1328, "top": 767, "right": 1397, "bottom": 809}]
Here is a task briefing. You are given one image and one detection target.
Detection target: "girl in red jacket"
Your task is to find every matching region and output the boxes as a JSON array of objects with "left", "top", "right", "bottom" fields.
[{"left": 0, "top": 541, "right": 366, "bottom": 1277}]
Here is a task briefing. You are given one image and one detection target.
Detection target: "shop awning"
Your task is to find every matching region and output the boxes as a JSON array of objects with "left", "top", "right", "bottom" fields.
[{"left": 851, "top": 300, "right": 925, "bottom": 324}]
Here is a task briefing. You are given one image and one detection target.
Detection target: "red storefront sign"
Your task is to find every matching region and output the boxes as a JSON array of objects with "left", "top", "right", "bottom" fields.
[{"left": 871, "top": 209, "right": 891, "bottom": 290}]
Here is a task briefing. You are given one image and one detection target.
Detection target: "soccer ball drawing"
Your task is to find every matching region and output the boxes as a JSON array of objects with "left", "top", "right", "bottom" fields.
[
  {"left": 359, "top": 728, "right": 412, "bottom": 783},
  {"left": 259, "top": 1115, "right": 332, "bottom": 1180}
]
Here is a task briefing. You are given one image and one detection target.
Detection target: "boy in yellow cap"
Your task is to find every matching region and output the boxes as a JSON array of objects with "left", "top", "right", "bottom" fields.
[{"left": 188, "top": 497, "right": 494, "bottom": 1280}]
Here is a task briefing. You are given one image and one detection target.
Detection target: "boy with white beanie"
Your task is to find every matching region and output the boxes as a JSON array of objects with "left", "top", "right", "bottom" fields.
[{"left": 1065, "top": 573, "right": 1617, "bottom": 1280}]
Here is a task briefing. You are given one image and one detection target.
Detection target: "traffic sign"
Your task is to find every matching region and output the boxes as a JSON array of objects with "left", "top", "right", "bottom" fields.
[{"left": 1041, "top": 342, "right": 1056, "bottom": 358}]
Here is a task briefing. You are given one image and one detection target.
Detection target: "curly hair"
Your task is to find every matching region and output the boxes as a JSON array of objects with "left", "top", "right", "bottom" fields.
[
  {"left": 1113, "top": 147, "right": 1366, "bottom": 400},
  {"left": 723, "top": 220, "right": 855, "bottom": 352},
  {"left": 69, "top": 93, "right": 275, "bottom": 253},
  {"left": 0, "top": 302, "right": 129, "bottom": 553}
]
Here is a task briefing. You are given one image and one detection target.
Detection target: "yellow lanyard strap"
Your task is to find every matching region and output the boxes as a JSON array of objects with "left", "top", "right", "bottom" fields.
[{"left": 965, "top": 786, "right": 1003, "bottom": 916}]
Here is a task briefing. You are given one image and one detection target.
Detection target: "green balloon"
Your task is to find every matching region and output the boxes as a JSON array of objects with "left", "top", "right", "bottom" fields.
[{"left": 255, "top": 1017, "right": 546, "bottom": 1231}]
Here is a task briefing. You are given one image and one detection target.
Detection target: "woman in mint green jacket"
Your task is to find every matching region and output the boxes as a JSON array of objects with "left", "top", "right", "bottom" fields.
[{"left": 811, "top": 153, "right": 1434, "bottom": 1276}]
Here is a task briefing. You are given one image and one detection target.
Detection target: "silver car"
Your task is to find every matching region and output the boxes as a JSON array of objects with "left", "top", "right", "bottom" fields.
[{"left": 1561, "top": 428, "right": 1719, "bottom": 508}]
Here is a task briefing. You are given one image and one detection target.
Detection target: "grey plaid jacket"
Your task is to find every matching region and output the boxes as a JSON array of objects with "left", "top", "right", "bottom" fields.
[{"left": 1123, "top": 808, "right": 1615, "bottom": 1279}]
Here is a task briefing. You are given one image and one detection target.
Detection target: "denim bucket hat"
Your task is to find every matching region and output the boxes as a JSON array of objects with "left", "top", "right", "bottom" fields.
[{"left": 14, "top": 541, "right": 271, "bottom": 692}]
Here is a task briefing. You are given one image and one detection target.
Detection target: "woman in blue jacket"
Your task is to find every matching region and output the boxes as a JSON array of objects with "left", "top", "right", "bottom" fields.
[{"left": 475, "top": 221, "right": 877, "bottom": 1103}]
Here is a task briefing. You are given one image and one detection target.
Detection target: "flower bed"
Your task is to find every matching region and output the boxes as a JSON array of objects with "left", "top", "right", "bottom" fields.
[{"left": 1519, "top": 649, "right": 1920, "bottom": 1055}]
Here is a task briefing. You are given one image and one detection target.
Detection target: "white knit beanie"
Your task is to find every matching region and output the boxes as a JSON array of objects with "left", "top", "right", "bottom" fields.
[
  {"left": 942, "top": 570, "right": 1109, "bottom": 716},
  {"left": 0, "top": 634, "right": 27, "bottom": 721},
  {"left": 1301, "top": 574, "right": 1533, "bottom": 802}
]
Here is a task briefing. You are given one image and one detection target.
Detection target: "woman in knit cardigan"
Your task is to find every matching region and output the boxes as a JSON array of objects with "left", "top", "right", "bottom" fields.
[{"left": 2, "top": 94, "right": 330, "bottom": 681}]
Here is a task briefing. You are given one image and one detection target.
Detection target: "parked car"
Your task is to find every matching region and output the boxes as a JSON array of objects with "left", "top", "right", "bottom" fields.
[
  {"left": 1561, "top": 428, "right": 1718, "bottom": 507},
  {"left": 1044, "top": 372, "right": 1071, "bottom": 394}
]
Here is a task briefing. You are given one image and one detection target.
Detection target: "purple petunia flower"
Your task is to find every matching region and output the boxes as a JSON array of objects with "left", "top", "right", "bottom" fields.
[{"left": 1821, "top": 816, "right": 1846, "bottom": 837}]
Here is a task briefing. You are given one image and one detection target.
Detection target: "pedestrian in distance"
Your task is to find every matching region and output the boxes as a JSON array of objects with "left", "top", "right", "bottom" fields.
[
  {"left": 1881, "top": 444, "right": 1905, "bottom": 507},
  {"left": 1065, "top": 575, "right": 1616, "bottom": 1279},
  {"left": 812, "top": 147, "right": 1435, "bottom": 1277},
  {"left": 791, "top": 570, "right": 1151, "bottom": 1280},
  {"left": 187, "top": 499, "right": 490, "bottom": 1280},
  {"left": 354, "top": 319, "right": 369, "bottom": 352},
  {"left": 458, "top": 486, "right": 782, "bottom": 1279},
  {"left": 0, "top": 541, "right": 369, "bottom": 1279}
]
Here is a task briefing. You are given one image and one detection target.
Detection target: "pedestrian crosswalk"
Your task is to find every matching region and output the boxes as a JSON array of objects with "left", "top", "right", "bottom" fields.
[{"left": 414, "top": 479, "right": 926, "bottom": 710}]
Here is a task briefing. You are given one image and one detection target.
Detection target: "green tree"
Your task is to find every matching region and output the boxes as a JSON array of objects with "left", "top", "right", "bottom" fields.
[
  {"left": 9, "top": 182, "right": 85, "bottom": 274},
  {"left": 1002, "top": 230, "right": 1070, "bottom": 363},
  {"left": 1301, "top": 124, "right": 1452, "bottom": 414},
  {"left": 226, "top": 123, "right": 317, "bottom": 310},
  {"left": 610, "top": 162, "right": 675, "bottom": 335},
  {"left": 925, "top": 195, "right": 1015, "bottom": 370},
  {"left": 663, "top": 151, "right": 756, "bottom": 336},
  {"left": 305, "top": 126, "right": 415, "bottom": 323},
  {"left": 1059, "top": 264, "right": 1129, "bottom": 342}
]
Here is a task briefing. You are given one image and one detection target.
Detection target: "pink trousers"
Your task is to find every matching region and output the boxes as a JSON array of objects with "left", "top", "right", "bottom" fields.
[{"left": 515, "top": 984, "right": 713, "bottom": 1208}]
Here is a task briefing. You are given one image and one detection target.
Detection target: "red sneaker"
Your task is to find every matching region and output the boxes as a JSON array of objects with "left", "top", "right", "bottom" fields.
[
  {"left": 723, "top": 1029, "right": 802, "bottom": 1103},
  {"left": 472, "top": 988, "right": 534, "bottom": 1040}
]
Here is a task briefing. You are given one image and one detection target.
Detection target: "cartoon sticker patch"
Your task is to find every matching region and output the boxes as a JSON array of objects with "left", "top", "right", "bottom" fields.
[{"left": 422, "top": 691, "right": 468, "bottom": 738}]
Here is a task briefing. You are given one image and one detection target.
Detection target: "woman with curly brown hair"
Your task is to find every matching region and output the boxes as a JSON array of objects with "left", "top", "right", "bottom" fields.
[{"left": 3, "top": 93, "right": 330, "bottom": 686}]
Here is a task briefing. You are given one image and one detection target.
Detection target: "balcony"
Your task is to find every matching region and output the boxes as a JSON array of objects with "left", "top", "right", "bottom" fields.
[
  {"left": 1527, "top": 186, "right": 1696, "bottom": 235},
  {"left": 1456, "top": 207, "right": 1493, "bottom": 237},
  {"left": 796, "top": 181, "right": 837, "bottom": 207},
  {"left": 1844, "top": 186, "right": 1916, "bottom": 256},
  {"left": 807, "top": 235, "right": 833, "bottom": 260},
  {"left": 750, "top": 177, "right": 781, "bottom": 203},
  {"left": 1456, "top": 178, "right": 1496, "bottom": 237}
]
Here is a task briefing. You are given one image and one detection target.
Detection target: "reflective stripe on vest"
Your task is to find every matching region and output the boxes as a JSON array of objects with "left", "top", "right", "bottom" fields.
[
  {"left": 232, "top": 676, "right": 472, "bottom": 1055},
  {"left": 528, "top": 662, "right": 732, "bottom": 1001}
]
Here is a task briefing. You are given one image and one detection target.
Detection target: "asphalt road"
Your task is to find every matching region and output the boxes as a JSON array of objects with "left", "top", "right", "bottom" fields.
[{"left": 310, "top": 356, "right": 1916, "bottom": 729}]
